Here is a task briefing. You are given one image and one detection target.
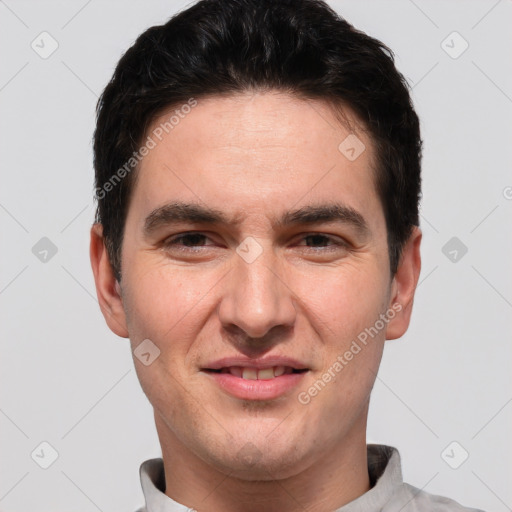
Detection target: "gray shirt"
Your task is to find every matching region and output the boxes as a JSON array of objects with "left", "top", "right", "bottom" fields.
[{"left": 135, "top": 444, "right": 485, "bottom": 511}]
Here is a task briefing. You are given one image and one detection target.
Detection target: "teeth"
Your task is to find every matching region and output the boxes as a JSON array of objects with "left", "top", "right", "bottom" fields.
[
  {"left": 242, "top": 368, "right": 258, "bottom": 380},
  {"left": 230, "top": 366, "right": 293, "bottom": 380},
  {"left": 229, "top": 367, "right": 243, "bottom": 378},
  {"left": 274, "top": 366, "right": 286, "bottom": 377},
  {"left": 257, "top": 368, "right": 274, "bottom": 380}
]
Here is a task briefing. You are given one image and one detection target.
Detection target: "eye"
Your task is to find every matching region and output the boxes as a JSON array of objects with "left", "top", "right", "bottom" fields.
[
  {"left": 162, "top": 232, "right": 215, "bottom": 251},
  {"left": 297, "top": 233, "right": 348, "bottom": 250}
]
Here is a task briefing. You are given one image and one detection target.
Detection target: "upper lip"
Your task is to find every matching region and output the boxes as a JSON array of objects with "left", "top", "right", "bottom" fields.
[{"left": 202, "top": 356, "right": 309, "bottom": 371}]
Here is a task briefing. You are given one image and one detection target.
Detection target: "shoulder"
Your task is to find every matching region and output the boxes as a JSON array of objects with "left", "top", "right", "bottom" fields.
[
  {"left": 389, "top": 482, "right": 487, "bottom": 512},
  {"left": 365, "top": 444, "right": 486, "bottom": 512}
]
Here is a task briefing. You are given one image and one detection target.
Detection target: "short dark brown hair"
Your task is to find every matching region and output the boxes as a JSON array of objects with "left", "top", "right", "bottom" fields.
[{"left": 93, "top": 0, "right": 422, "bottom": 282}]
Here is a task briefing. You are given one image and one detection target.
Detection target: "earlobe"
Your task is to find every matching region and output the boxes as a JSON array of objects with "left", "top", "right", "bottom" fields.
[
  {"left": 89, "top": 223, "right": 129, "bottom": 338},
  {"left": 385, "top": 227, "right": 422, "bottom": 341}
]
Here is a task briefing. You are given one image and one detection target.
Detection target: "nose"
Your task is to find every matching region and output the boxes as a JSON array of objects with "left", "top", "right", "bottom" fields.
[{"left": 217, "top": 243, "right": 297, "bottom": 341}]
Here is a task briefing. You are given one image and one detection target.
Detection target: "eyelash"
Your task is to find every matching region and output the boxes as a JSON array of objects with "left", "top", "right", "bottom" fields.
[{"left": 161, "top": 232, "right": 349, "bottom": 252}]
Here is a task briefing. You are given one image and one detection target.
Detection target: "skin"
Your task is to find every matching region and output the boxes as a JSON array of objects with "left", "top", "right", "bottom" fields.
[{"left": 90, "top": 91, "right": 421, "bottom": 512}]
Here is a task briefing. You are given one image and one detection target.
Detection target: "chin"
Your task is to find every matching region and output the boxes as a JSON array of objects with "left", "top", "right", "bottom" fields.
[{"left": 198, "top": 433, "right": 312, "bottom": 481}]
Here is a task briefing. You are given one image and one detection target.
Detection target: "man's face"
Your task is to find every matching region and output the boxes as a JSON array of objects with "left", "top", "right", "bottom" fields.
[{"left": 96, "top": 92, "right": 415, "bottom": 478}]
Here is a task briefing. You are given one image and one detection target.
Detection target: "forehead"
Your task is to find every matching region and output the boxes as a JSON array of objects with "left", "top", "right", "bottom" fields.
[{"left": 129, "top": 91, "right": 385, "bottom": 236}]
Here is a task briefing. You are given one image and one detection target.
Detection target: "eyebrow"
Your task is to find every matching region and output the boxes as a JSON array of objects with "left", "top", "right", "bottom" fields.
[
  {"left": 276, "top": 203, "right": 369, "bottom": 236},
  {"left": 143, "top": 201, "right": 370, "bottom": 238}
]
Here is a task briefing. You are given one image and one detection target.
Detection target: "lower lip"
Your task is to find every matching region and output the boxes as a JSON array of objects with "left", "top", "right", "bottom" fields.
[{"left": 203, "top": 371, "right": 308, "bottom": 401}]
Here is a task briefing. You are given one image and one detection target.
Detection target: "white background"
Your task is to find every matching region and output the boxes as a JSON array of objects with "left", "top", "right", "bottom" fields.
[{"left": 1, "top": 0, "right": 511, "bottom": 511}]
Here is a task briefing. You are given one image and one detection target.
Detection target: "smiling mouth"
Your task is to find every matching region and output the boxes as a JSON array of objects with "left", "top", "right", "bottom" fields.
[{"left": 204, "top": 366, "right": 308, "bottom": 380}]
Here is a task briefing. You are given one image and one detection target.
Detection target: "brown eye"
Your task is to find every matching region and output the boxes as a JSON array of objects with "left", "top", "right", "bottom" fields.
[
  {"left": 303, "top": 234, "right": 331, "bottom": 247},
  {"left": 298, "top": 234, "right": 348, "bottom": 249},
  {"left": 162, "top": 232, "right": 215, "bottom": 253},
  {"left": 165, "top": 233, "right": 209, "bottom": 247}
]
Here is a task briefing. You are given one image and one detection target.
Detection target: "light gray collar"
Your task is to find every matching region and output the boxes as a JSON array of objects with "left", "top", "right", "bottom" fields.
[{"left": 138, "top": 444, "right": 402, "bottom": 511}]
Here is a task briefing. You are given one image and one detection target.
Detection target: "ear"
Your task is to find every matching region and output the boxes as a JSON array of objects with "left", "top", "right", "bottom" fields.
[
  {"left": 385, "top": 226, "right": 422, "bottom": 340},
  {"left": 89, "top": 223, "right": 129, "bottom": 338}
]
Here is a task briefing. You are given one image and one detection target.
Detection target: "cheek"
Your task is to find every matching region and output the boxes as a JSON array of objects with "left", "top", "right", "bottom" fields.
[
  {"left": 123, "top": 262, "right": 208, "bottom": 344},
  {"left": 305, "top": 329, "right": 384, "bottom": 431},
  {"left": 294, "top": 263, "right": 387, "bottom": 402},
  {"left": 294, "top": 261, "right": 389, "bottom": 342},
  {"left": 121, "top": 266, "right": 210, "bottom": 419}
]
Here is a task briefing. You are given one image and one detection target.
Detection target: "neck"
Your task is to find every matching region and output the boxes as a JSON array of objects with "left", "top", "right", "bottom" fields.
[{"left": 156, "top": 414, "right": 371, "bottom": 512}]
